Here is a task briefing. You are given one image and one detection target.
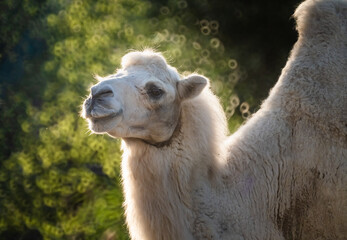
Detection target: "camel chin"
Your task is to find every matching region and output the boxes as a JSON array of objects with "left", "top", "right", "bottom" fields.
[{"left": 88, "top": 114, "right": 122, "bottom": 134}]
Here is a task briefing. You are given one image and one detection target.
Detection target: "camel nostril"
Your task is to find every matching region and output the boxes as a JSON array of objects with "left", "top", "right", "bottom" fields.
[
  {"left": 93, "top": 89, "right": 114, "bottom": 99},
  {"left": 91, "top": 84, "right": 115, "bottom": 99},
  {"left": 101, "top": 90, "right": 113, "bottom": 95}
]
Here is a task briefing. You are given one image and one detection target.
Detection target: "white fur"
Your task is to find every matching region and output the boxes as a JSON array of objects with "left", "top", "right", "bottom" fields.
[{"left": 83, "top": 0, "right": 347, "bottom": 239}]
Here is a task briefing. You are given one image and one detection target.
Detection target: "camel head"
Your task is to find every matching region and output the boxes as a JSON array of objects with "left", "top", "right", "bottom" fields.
[{"left": 82, "top": 50, "right": 208, "bottom": 145}]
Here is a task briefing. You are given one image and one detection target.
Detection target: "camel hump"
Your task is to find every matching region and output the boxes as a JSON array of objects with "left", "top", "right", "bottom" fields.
[{"left": 294, "top": 0, "right": 347, "bottom": 40}]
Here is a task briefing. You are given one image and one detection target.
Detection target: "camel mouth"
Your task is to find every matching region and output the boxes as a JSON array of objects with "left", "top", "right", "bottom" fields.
[{"left": 89, "top": 109, "right": 123, "bottom": 123}]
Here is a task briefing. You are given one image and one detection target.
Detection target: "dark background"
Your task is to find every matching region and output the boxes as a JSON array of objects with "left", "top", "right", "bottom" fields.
[{"left": 192, "top": 0, "right": 300, "bottom": 104}]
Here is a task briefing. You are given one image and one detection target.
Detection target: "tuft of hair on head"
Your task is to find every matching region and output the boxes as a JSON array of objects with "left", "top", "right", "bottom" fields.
[
  {"left": 121, "top": 49, "right": 169, "bottom": 70},
  {"left": 120, "top": 49, "right": 181, "bottom": 84}
]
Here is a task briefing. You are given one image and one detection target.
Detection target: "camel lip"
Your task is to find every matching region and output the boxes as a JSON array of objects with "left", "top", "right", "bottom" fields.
[{"left": 89, "top": 109, "right": 123, "bottom": 123}]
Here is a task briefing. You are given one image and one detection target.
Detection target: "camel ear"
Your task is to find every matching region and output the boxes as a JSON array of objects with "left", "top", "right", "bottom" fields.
[{"left": 177, "top": 74, "right": 208, "bottom": 100}]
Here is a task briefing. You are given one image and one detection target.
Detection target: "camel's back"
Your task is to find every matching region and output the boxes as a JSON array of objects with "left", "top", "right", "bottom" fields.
[
  {"left": 221, "top": 0, "right": 347, "bottom": 238},
  {"left": 222, "top": 105, "right": 346, "bottom": 239},
  {"left": 279, "top": 116, "right": 347, "bottom": 240}
]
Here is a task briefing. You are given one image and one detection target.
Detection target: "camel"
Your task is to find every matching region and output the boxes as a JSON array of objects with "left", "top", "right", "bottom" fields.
[{"left": 82, "top": 0, "right": 347, "bottom": 239}]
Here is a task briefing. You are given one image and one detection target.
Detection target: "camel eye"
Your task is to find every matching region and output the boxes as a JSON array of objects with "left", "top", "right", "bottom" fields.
[{"left": 146, "top": 84, "right": 164, "bottom": 99}]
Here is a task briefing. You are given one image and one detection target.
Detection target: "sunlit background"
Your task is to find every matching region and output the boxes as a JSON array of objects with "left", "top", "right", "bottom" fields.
[{"left": 0, "top": 0, "right": 300, "bottom": 239}]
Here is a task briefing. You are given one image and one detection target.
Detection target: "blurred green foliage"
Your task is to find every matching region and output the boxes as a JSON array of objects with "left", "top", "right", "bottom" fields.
[{"left": 0, "top": 0, "right": 298, "bottom": 239}]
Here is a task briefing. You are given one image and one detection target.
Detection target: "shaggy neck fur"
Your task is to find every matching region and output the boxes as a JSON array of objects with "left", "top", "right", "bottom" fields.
[{"left": 121, "top": 89, "right": 227, "bottom": 240}]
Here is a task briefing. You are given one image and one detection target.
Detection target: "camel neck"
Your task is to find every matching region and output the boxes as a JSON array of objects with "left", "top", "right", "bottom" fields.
[
  {"left": 121, "top": 132, "right": 196, "bottom": 240},
  {"left": 121, "top": 90, "right": 227, "bottom": 240}
]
